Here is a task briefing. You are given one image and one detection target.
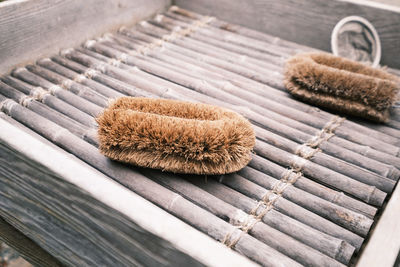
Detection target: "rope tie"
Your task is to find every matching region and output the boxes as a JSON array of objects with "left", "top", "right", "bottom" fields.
[
  {"left": 232, "top": 211, "right": 260, "bottom": 233},
  {"left": 233, "top": 167, "right": 302, "bottom": 248},
  {"left": 83, "top": 68, "right": 99, "bottom": 79},
  {"left": 290, "top": 156, "right": 307, "bottom": 172},
  {"left": 306, "top": 130, "right": 335, "bottom": 148},
  {"left": 121, "top": 14, "right": 214, "bottom": 58},
  {"left": 94, "top": 62, "right": 108, "bottom": 73},
  {"left": 61, "top": 79, "right": 74, "bottom": 90},
  {"left": 322, "top": 116, "right": 346, "bottom": 133},
  {"left": 222, "top": 210, "right": 261, "bottom": 249},
  {"left": 19, "top": 86, "right": 52, "bottom": 107},
  {"left": 73, "top": 74, "right": 87, "bottom": 83},
  {"left": 295, "top": 144, "right": 320, "bottom": 159},
  {"left": 20, "top": 96, "right": 34, "bottom": 107},
  {"left": 31, "top": 87, "right": 51, "bottom": 100},
  {"left": 222, "top": 229, "right": 243, "bottom": 248},
  {"left": 108, "top": 58, "right": 122, "bottom": 67},
  {"left": 271, "top": 180, "right": 291, "bottom": 195},
  {"left": 116, "top": 53, "right": 129, "bottom": 63},
  {"left": 0, "top": 99, "right": 18, "bottom": 112},
  {"left": 297, "top": 115, "right": 345, "bottom": 156},
  {"left": 48, "top": 85, "right": 61, "bottom": 95}
]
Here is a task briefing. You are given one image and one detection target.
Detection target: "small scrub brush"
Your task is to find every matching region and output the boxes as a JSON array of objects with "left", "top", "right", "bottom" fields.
[
  {"left": 284, "top": 52, "right": 399, "bottom": 122},
  {"left": 96, "top": 97, "right": 255, "bottom": 175}
]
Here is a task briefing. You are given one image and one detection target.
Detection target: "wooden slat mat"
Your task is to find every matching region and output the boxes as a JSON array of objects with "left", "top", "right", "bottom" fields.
[{"left": 0, "top": 6, "right": 399, "bottom": 266}]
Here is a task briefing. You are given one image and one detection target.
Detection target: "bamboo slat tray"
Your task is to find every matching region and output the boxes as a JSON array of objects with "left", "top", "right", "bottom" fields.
[{"left": 0, "top": 3, "right": 399, "bottom": 267}]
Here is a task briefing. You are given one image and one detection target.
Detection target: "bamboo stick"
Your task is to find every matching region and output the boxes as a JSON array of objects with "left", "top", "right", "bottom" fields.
[
  {"left": 354, "top": 118, "right": 400, "bottom": 138},
  {"left": 50, "top": 55, "right": 156, "bottom": 99},
  {"left": 11, "top": 68, "right": 102, "bottom": 117},
  {"left": 116, "top": 27, "right": 400, "bottom": 163},
  {"left": 136, "top": 18, "right": 399, "bottom": 155},
  {"left": 253, "top": 125, "right": 395, "bottom": 192},
  {"left": 36, "top": 58, "right": 125, "bottom": 99},
  {"left": 114, "top": 30, "right": 287, "bottom": 99},
  {"left": 0, "top": 81, "right": 96, "bottom": 145},
  {"left": 80, "top": 41, "right": 387, "bottom": 205},
  {"left": 188, "top": 177, "right": 355, "bottom": 264},
  {"left": 162, "top": 11, "right": 297, "bottom": 58},
  {"left": 154, "top": 11, "right": 400, "bottom": 138},
  {"left": 21, "top": 52, "right": 376, "bottom": 247},
  {"left": 149, "top": 15, "right": 283, "bottom": 73},
  {"left": 168, "top": 6, "right": 317, "bottom": 52},
  {"left": 144, "top": 170, "right": 346, "bottom": 266},
  {"left": 254, "top": 140, "right": 385, "bottom": 206},
  {"left": 0, "top": 95, "right": 300, "bottom": 267},
  {"left": 247, "top": 155, "right": 377, "bottom": 219},
  {"left": 0, "top": 68, "right": 362, "bottom": 264},
  {"left": 1, "top": 76, "right": 96, "bottom": 128},
  {"left": 105, "top": 37, "right": 399, "bottom": 180},
  {"left": 135, "top": 21, "right": 287, "bottom": 90},
  {"left": 144, "top": 164, "right": 373, "bottom": 237},
  {"left": 215, "top": 173, "right": 364, "bottom": 250},
  {"left": 234, "top": 166, "right": 374, "bottom": 236},
  {"left": 47, "top": 51, "right": 378, "bottom": 225},
  {"left": 65, "top": 45, "right": 388, "bottom": 205},
  {"left": 26, "top": 64, "right": 109, "bottom": 108}
]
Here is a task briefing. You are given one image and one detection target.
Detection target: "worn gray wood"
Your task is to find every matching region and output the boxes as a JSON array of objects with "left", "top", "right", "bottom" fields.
[
  {"left": 0, "top": 116, "right": 257, "bottom": 267},
  {"left": 356, "top": 172, "right": 400, "bottom": 267},
  {"left": 173, "top": 0, "right": 400, "bottom": 68},
  {"left": 0, "top": 216, "right": 63, "bottom": 267},
  {"left": 0, "top": 0, "right": 170, "bottom": 74}
]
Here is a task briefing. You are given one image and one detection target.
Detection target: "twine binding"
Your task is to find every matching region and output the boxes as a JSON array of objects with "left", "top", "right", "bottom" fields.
[
  {"left": 0, "top": 99, "right": 18, "bottom": 112},
  {"left": 222, "top": 229, "right": 243, "bottom": 248},
  {"left": 119, "top": 13, "right": 214, "bottom": 58},
  {"left": 294, "top": 115, "right": 345, "bottom": 164},
  {"left": 73, "top": 74, "right": 87, "bottom": 83},
  {"left": 61, "top": 79, "right": 74, "bottom": 90}
]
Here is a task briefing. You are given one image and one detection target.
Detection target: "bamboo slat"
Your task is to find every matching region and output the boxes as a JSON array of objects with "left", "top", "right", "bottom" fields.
[
  {"left": 0, "top": 95, "right": 300, "bottom": 267},
  {"left": 4, "top": 54, "right": 368, "bottom": 251},
  {"left": 76, "top": 41, "right": 388, "bottom": 205},
  {"left": 153, "top": 11, "right": 400, "bottom": 149},
  {"left": 1, "top": 7, "right": 399, "bottom": 266}
]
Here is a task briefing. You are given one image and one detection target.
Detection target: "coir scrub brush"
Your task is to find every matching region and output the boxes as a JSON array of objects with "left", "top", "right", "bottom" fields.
[
  {"left": 284, "top": 52, "right": 399, "bottom": 122},
  {"left": 97, "top": 97, "right": 255, "bottom": 175}
]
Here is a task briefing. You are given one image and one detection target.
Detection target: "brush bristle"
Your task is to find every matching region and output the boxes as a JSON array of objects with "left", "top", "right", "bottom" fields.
[
  {"left": 96, "top": 97, "right": 255, "bottom": 174},
  {"left": 284, "top": 52, "right": 399, "bottom": 122}
]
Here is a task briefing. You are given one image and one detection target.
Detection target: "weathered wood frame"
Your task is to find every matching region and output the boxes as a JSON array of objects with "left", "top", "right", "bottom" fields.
[
  {"left": 0, "top": 0, "right": 170, "bottom": 74},
  {"left": 174, "top": 0, "right": 400, "bottom": 68},
  {"left": 0, "top": 116, "right": 256, "bottom": 266},
  {"left": 356, "top": 181, "right": 400, "bottom": 267}
]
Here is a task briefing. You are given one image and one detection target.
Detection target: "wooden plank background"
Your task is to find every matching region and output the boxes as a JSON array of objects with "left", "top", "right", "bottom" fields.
[
  {"left": 174, "top": 0, "right": 400, "bottom": 68},
  {"left": 0, "top": 0, "right": 170, "bottom": 74}
]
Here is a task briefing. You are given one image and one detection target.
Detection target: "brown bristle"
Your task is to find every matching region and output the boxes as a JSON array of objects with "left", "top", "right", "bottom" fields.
[
  {"left": 96, "top": 97, "right": 255, "bottom": 174},
  {"left": 284, "top": 52, "right": 399, "bottom": 122}
]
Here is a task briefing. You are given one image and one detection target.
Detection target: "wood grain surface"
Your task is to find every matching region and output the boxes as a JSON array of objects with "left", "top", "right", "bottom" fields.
[
  {"left": 0, "top": 217, "right": 62, "bottom": 267},
  {"left": 0, "top": 0, "right": 170, "bottom": 74}
]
